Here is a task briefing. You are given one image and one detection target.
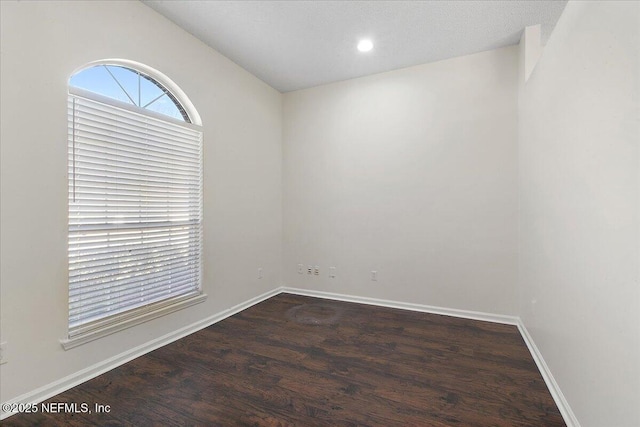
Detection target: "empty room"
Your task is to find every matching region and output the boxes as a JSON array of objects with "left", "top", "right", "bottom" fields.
[{"left": 0, "top": 0, "right": 638, "bottom": 426}]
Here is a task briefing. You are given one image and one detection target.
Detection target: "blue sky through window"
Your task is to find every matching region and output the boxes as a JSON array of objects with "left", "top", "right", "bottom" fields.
[{"left": 70, "top": 65, "right": 185, "bottom": 121}]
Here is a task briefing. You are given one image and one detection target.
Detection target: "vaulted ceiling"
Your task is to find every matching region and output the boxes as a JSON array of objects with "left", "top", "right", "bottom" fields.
[{"left": 143, "top": 1, "right": 567, "bottom": 92}]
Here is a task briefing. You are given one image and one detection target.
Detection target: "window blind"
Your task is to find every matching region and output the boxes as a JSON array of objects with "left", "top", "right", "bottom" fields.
[{"left": 68, "top": 92, "right": 203, "bottom": 338}]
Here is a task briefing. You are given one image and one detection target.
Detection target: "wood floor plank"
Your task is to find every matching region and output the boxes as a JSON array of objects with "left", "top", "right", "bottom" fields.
[{"left": 4, "top": 293, "right": 565, "bottom": 426}]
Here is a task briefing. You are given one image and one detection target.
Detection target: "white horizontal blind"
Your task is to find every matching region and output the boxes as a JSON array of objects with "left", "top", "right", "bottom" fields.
[{"left": 68, "top": 92, "right": 203, "bottom": 338}]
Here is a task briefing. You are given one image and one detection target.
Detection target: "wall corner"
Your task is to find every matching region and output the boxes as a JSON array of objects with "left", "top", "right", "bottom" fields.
[{"left": 519, "top": 24, "right": 542, "bottom": 84}]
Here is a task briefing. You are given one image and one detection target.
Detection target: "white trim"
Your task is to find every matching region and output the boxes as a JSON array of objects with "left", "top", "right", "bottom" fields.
[
  {"left": 282, "top": 287, "right": 578, "bottom": 426},
  {"left": 1, "top": 287, "right": 283, "bottom": 420},
  {"left": 61, "top": 293, "right": 208, "bottom": 350},
  {"left": 69, "top": 59, "right": 202, "bottom": 126},
  {"left": 2, "top": 286, "right": 579, "bottom": 427},
  {"left": 281, "top": 287, "right": 519, "bottom": 325},
  {"left": 517, "top": 321, "right": 581, "bottom": 427}
]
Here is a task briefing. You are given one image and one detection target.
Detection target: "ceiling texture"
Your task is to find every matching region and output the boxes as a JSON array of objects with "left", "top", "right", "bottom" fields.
[{"left": 143, "top": 0, "right": 568, "bottom": 93}]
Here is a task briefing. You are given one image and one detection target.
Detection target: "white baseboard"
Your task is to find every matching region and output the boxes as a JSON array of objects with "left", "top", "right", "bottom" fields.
[
  {"left": 283, "top": 286, "right": 578, "bottom": 427},
  {"left": 517, "top": 321, "right": 581, "bottom": 427},
  {"left": 2, "top": 285, "right": 578, "bottom": 427},
  {"left": 282, "top": 287, "right": 520, "bottom": 325},
  {"left": 0, "top": 286, "right": 284, "bottom": 420}
]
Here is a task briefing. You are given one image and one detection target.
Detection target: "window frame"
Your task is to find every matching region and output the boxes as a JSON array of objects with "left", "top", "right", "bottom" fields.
[
  {"left": 71, "top": 59, "right": 203, "bottom": 126},
  {"left": 62, "top": 61, "right": 205, "bottom": 350}
]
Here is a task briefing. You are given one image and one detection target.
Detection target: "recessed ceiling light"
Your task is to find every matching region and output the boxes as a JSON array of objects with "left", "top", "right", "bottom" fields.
[{"left": 357, "top": 39, "right": 373, "bottom": 52}]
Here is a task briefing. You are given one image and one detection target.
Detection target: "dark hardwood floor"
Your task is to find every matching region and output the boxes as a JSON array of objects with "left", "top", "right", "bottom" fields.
[{"left": 4, "top": 293, "right": 565, "bottom": 426}]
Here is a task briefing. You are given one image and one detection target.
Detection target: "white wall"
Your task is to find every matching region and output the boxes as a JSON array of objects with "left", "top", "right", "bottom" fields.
[
  {"left": 0, "top": 0, "right": 282, "bottom": 403},
  {"left": 518, "top": 1, "right": 639, "bottom": 426},
  {"left": 3, "top": 1, "right": 637, "bottom": 425},
  {"left": 283, "top": 47, "right": 519, "bottom": 315}
]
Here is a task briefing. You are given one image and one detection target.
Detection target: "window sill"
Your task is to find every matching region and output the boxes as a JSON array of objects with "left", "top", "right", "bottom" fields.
[{"left": 60, "top": 293, "right": 207, "bottom": 350}]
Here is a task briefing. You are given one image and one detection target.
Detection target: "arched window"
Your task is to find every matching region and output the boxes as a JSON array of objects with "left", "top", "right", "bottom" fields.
[
  {"left": 63, "top": 60, "right": 205, "bottom": 348},
  {"left": 69, "top": 64, "right": 190, "bottom": 122}
]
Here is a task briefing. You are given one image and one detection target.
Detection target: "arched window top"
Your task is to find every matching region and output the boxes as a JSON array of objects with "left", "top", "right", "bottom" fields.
[
  {"left": 69, "top": 59, "right": 201, "bottom": 125},
  {"left": 64, "top": 59, "right": 204, "bottom": 347}
]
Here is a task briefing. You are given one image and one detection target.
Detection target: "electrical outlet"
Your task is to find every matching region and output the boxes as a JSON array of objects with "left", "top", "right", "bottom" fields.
[
  {"left": 0, "top": 342, "right": 7, "bottom": 365},
  {"left": 297, "top": 264, "right": 304, "bottom": 274},
  {"left": 371, "top": 270, "right": 378, "bottom": 281},
  {"left": 307, "top": 265, "right": 313, "bottom": 275},
  {"left": 314, "top": 265, "right": 320, "bottom": 276},
  {"left": 329, "top": 267, "right": 336, "bottom": 278},
  {"left": 257, "top": 267, "right": 263, "bottom": 279}
]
